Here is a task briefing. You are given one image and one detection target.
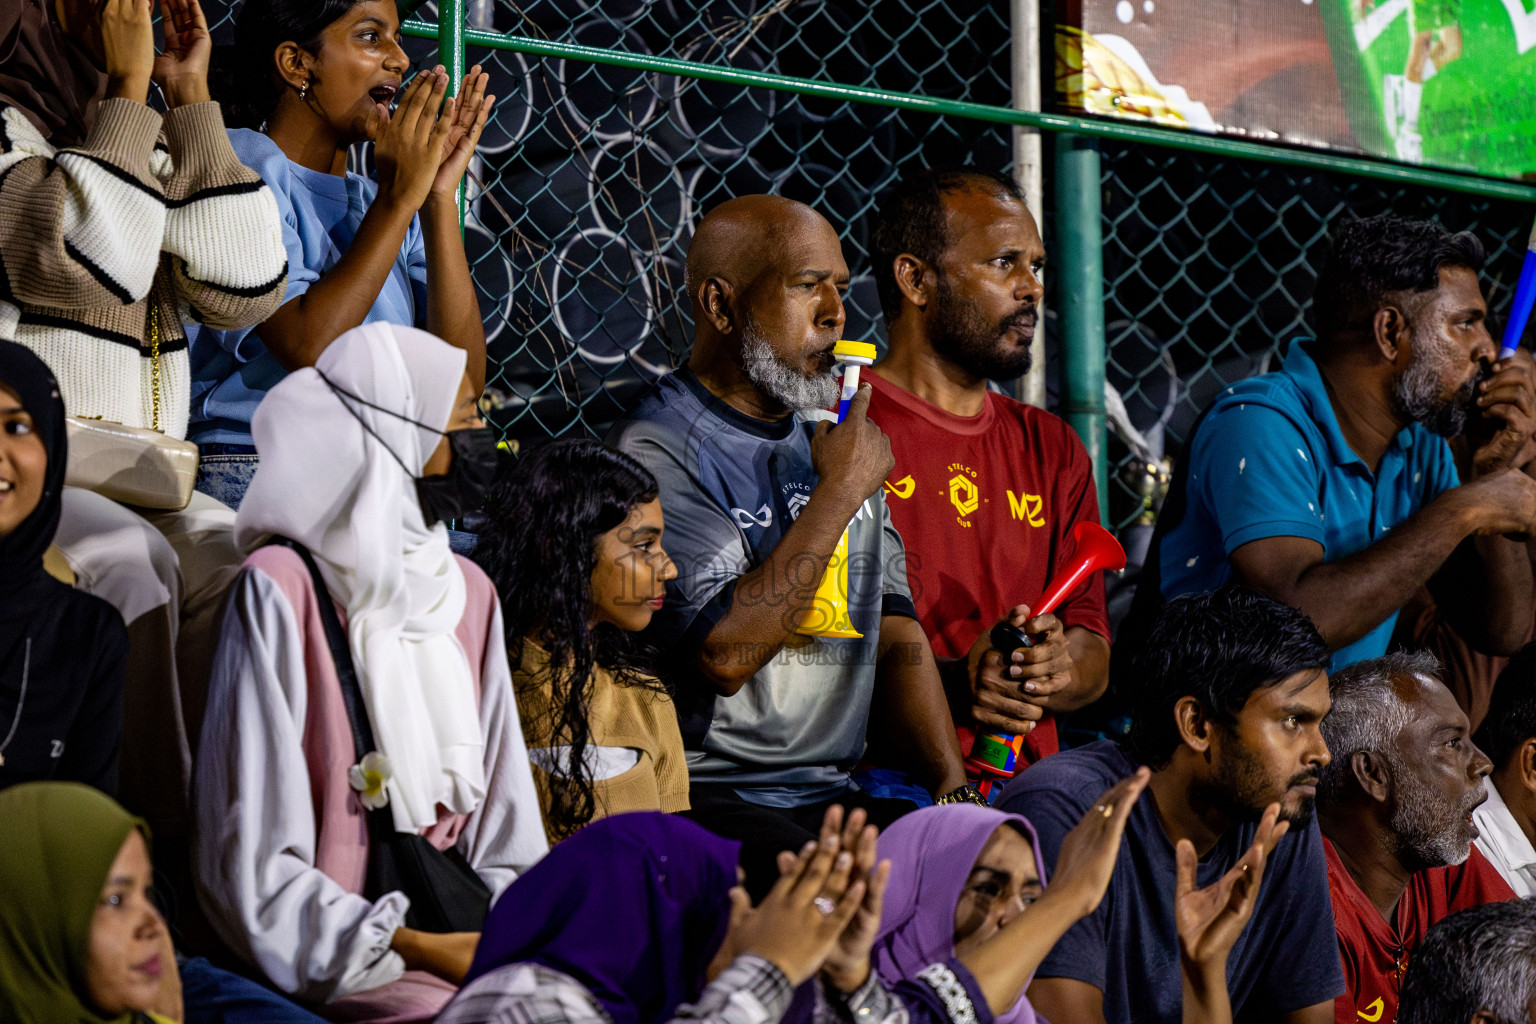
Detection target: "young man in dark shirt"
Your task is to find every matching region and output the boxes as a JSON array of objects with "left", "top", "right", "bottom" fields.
[
  {"left": 1316, "top": 651, "right": 1515, "bottom": 1024},
  {"left": 998, "top": 585, "right": 1344, "bottom": 1024}
]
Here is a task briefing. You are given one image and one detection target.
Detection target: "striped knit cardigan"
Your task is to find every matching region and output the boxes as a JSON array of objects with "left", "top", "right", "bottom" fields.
[{"left": 0, "top": 98, "right": 288, "bottom": 440}]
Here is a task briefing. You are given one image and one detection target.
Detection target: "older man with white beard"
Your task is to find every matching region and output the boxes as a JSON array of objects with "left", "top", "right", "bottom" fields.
[
  {"left": 608, "top": 195, "right": 969, "bottom": 895},
  {"left": 1316, "top": 651, "right": 1517, "bottom": 1024},
  {"left": 1124, "top": 215, "right": 1536, "bottom": 676}
]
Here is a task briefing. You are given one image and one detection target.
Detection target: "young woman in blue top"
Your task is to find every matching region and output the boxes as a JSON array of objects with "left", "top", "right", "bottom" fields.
[{"left": 192, "top": 0, "right": 492, "bottom": 506}]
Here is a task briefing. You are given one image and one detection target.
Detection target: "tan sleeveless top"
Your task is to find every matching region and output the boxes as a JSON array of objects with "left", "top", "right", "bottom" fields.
[{"left": 513, "top": 643, "right": 689, "bottom": 842}]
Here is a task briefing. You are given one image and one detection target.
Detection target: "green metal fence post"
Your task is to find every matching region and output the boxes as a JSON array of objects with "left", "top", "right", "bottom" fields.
[
  {"left": 437, "top": 0, "right": 466, "bottom": 228},
  {"left": 1055, "top": 133, "right": 1108, "bottom": 523}
]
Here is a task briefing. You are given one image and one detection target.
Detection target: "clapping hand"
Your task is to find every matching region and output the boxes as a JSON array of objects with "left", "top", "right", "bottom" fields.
[
  {"left": 778, "top": 806, "right": 893, "bottom": 994},
  {"left": 373, "top": 68, "right": 456, "bottom": 212},
  {"left": 718, "top": 821, "right": 871, "bottom": 987},
  {"left": 1043, "top": 768, "right": 1151, "bottom": 919},
  {"left": 97, "top": 0, "right": 155, "bottom": 104},
  {"left": 430, "top": 65, "right": 494, "bottom": 201},
  {"left": 152, "top": 0, "right": 211, "bottom": 107}
]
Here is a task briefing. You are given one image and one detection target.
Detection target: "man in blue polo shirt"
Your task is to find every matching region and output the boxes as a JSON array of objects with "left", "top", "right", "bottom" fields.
[{"left": 1126, "top": 215, "right": 1536, "bottom": 671}]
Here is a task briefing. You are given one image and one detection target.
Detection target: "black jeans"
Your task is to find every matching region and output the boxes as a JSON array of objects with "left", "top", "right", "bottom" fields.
[{"left": 685, "top": 782, "right": 918, "bottom": 899}]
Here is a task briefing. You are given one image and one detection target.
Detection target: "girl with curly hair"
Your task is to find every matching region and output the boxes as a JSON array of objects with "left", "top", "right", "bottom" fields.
[{"left": 476, "top": 439, "right": 686, "bottom": 842}]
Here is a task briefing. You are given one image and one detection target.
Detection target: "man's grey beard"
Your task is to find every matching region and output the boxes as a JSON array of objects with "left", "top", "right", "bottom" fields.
[
  {"left": 1385, "top": 750, "right": 1482, "bottom": 868},
  {"left": 1392, "top": 330, "right": 1480, "bottom": 438},
  {"left": 740, "top": 320, "right": 839, "bottom": 412}
]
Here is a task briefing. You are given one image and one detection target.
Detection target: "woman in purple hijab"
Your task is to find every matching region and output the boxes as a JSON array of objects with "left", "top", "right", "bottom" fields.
[
  {"left": 437, "top": 811, "right": 907, "bottom": 1024},
  {"left": 869, "top": 770, "right": 1283, "bottom": 1024}
]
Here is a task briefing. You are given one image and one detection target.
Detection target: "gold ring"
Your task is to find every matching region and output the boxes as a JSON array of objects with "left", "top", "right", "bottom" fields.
[{"left": 1095, "top": 803, "right": 1113, "bottom": 818}]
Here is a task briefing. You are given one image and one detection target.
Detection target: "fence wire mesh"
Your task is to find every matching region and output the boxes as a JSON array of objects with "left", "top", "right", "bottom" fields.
[
  {"left": 202, "top": 0, "right": 1016, "bottom": 442},
  {"left": 195, "top": 0, "right": 1535, "bottom": 545},
  {"left": 1095, "top": 141, "right": 1536, "bottom": 545}
]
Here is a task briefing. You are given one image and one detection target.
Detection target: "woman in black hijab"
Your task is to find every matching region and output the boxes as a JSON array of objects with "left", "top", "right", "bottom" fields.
[{"left": 0, "top": 339, "right": 127, "bottom": 793}]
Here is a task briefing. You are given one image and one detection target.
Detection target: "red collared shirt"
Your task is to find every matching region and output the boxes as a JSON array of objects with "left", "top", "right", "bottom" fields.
[{"left": 1323, "top": 835, "right": 1515, "bottom": 1024}]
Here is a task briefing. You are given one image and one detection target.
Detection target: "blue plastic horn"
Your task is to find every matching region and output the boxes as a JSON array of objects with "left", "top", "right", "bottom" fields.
[{"left": 1499, "top": 223, "right": 1536, "bottom": 360}]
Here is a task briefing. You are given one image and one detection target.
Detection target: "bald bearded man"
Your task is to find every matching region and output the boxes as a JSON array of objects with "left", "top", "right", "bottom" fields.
[{"left": 609, "top": 196, "right": 971, "bottom": 890}]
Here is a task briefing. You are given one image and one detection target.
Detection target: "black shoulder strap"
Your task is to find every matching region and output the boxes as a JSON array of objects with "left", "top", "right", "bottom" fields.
[{"left": 265, "top": 537, "right": 377, "bottom": 764}]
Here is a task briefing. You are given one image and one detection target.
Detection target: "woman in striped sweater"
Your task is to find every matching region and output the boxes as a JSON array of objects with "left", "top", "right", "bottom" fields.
[{"left": 0, "top": 0, "right": 287, "bottom": 849}]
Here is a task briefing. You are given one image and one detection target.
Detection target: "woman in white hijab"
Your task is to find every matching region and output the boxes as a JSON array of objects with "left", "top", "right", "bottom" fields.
[{"left": 191, "top": 322, "right": 547, "bottom": 1024}]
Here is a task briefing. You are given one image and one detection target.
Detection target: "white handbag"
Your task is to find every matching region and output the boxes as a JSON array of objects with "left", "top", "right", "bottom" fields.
[
  {"left": 64, "top": 416, "right": 198, "bottom": 510},
  {"left": 61, "top": 302, "right": 198, "bottom": 511}
]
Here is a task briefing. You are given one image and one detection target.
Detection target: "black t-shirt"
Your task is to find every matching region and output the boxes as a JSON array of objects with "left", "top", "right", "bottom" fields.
[{"left": 0, "top": 577, "right": 127, "bottom": 794}]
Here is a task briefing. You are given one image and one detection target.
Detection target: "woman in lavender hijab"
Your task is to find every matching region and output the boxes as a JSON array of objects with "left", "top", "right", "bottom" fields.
[{"left": 869, "top": 769, "right": 1290, "bottom": 1024}]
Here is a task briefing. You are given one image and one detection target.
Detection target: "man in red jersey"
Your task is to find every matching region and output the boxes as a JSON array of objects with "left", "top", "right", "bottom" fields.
[
  {"left": 1316, "top": 651, "right": 1517, "bottom": 1024},
  {"left": 865, "top": 169, "right": 1110, "bottom": 773}
]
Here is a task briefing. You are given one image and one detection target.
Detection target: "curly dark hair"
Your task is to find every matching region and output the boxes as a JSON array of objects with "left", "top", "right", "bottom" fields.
[
  {"left": 1474, "top": 641, "right": 1536, "bottom": 769},
  {"left": 211, "top": 0, "right": 372, "bottom": 130},
  {"left": 474, "top": 439, "right": 664, "bottom": 839},
  {"left": 870, "top": 167, "right": 1027, "bottom": 325},
  {"left": 1310, "top": 214, "right": 1485, "bottom": 336},
  {"left": 1125, "top": 585, "right": 1329, "bottom": 768}
]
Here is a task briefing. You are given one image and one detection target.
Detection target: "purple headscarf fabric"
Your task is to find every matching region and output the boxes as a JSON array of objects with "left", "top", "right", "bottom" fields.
[
  {"left": 872, "top": 804, "right": 1046, "bottom": 1024},
  {"left": 466, "top": 812, "right": 742, "bottom": 1024}
]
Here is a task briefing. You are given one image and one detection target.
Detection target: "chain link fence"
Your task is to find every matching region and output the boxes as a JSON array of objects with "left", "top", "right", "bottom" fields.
[
  {"left": 1095, "top": 140, "right": 1536, "bottom": 553},
  {"left": 196, "top": 0, "right": 1015, "bottom": 439},
  {"left": 443, "top": 0, "right": 1021, "bottom": 443},
  {"left": 389, "top": 0, "right": 1013, "bottom": 442},
  {"left": 196, "top": 0, "right": 1535, "bottom": 544}
]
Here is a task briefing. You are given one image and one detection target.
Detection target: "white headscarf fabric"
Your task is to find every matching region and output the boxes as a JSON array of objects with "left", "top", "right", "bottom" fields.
[{"left": 236, "top": 323, "right": 486, "bottom": 832}]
